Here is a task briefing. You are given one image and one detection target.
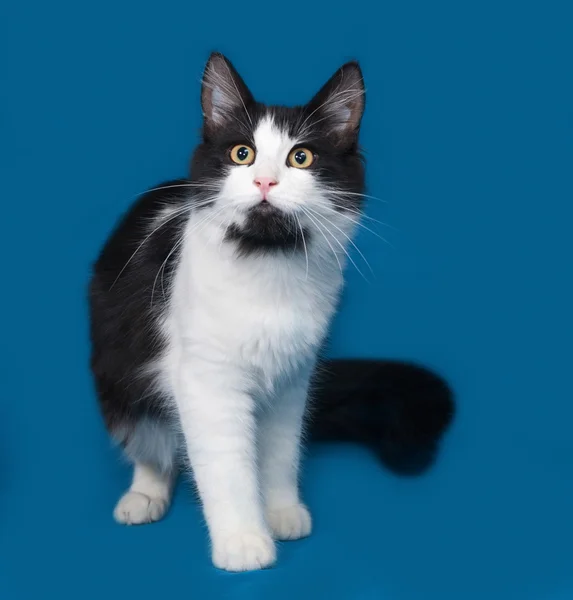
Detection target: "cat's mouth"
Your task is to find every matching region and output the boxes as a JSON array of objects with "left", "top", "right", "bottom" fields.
[
  {"left": 224, "top": 202, "right": 303, "bottom": 254},
  {"left": 249, "top": 200, "right": 283, "bottom": 217}
]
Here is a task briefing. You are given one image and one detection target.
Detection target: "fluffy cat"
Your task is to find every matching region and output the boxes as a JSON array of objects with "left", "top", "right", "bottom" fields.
[{"left": 89, "top": 52, "right": 454, "bottom": 571}]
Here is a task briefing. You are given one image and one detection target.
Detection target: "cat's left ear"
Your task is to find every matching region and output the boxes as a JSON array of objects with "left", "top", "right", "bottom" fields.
[
  {"left": 306, "top": 61, "right": 365, "bottom": 146},
  {"left": 201, "top": 52, "right": 255, "bottom": 135}
]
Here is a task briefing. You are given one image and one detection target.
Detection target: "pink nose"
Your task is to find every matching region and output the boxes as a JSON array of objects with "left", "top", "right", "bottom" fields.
[{"left": 254, "top": 177, "right": 278, "bottom": 200}]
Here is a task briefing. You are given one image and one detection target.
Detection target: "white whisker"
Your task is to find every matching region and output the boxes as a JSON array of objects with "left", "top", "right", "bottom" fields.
[
  {"left": 133, "top": 182, "right": 220, "bottom": 200},
  {"left": 326, "top": 208, "right": 394, "bottom": 247},
  {"left": 294, "top": 213, "right": 309, "bottom": 281},
  {"left": 298, "top": 207, "right": 343, "bottom": 276},
  {"left": 109, "top": 205, "right": 193, "bottom": 291},
  {"left": 152, "top": 237, "right": 184, "bottom": 307},
  {"left": 325, "top": 202, "right": 396, "bottom": 229},
  {"left": 326, "top": 189, "right": 388, "bottom": 204},
  {"left": 218, "top": 205, "right": 240, "bottom": 258},
  {"left": 301, "top": 206, "right": 369, "bottom": 282},
  {"left": 305, "top": 205, "right": 374, "bottom": 277},
  {"left": 150, "top": 203, "right": 227, "bottom": 307}
]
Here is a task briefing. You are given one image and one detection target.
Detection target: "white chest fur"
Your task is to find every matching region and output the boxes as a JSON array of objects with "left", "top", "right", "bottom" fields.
[{"left": 159, "top": 222, "right": 344, "bottom": 397}]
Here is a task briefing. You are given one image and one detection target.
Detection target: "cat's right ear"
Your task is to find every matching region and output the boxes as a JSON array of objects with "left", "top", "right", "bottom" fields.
[
  {"left": 201, "top": 52, "right": 255, "bottom": 135},
  {"left": 305, "top": 61, "right": 365, "bottom": 147}
]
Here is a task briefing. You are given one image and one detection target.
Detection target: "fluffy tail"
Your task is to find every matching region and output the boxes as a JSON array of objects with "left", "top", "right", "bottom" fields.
[{"left": 309, "top": 359, "right": 455, "bottom": 475}]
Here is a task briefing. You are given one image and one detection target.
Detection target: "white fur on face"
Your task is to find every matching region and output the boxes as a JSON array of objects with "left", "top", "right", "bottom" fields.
[
  {"left": 219, "top": 116, "right": 312, "bottom": 211},
  {"left": 210, "top": 115, "right": 348, "bottom": 238}
]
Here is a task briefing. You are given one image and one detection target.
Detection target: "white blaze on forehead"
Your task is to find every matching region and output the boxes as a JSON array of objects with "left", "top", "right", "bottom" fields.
[{"left": 252, "top": 115, "right": 296, "bottom": 179}]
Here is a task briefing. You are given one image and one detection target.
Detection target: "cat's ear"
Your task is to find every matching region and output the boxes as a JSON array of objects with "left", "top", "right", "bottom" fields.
[
  {"left": 201, "top": 52, "right": 254, "bottom": 133},
  {"left": 306, "top": 61, "right": 365, "bottom": 145}
]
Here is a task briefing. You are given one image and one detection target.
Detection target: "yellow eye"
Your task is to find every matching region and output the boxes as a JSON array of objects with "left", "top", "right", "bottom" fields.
[
  {"left": 230, "top": 144, "right": 255, "bottom": 165},
  {"left": 288, "top": 147, "right": 315, "bottom": 169}
]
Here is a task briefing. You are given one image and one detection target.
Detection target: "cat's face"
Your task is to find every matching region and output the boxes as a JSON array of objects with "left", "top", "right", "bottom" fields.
[{"left": 190, "top": 53, "right": 366, "bottom": 258}]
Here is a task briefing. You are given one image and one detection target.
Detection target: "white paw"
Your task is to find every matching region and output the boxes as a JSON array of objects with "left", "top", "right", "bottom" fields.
[
  {"left": 212, "top": 531, "right": 276, "bottom": 572},
  {"left": 113, "top": 491, "right": 169, "bottom": 525},
  {"left": 267, "top": 504, "right": 312, "bottom": 541}
]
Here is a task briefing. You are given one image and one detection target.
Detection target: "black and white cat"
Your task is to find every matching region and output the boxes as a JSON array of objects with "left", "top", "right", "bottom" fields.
[{"left": 89, "top": 53, "right": 453, "bottom": 571}]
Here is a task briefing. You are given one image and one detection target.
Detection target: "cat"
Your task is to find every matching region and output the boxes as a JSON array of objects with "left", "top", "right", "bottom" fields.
[{"left": 89, "top": 52, "right": 454, "bottom": 572}]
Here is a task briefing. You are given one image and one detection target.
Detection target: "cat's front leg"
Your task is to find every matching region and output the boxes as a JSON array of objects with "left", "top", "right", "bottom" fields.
[
  {"left": 176, "top": 359, "right": 275, "bottom": 572},
  {"left": 258, "top": 374, "right": 312, "bottom": 541}
]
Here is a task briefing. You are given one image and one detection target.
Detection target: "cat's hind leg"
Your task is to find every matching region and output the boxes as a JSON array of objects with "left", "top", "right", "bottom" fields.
[
  {"left": 113, "top": 419, "right": 178, "bottom": 525},
  {"left": 114, "top": 462, "right": 174, "bottom": 525}
]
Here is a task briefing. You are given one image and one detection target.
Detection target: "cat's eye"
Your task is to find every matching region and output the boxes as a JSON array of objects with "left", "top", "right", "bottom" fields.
[
  {"left": 230, "top": 144, "right": 255, "bottom": 165},
  {"left": 288, "top": 147, "right": 315, "bottom": 169}
]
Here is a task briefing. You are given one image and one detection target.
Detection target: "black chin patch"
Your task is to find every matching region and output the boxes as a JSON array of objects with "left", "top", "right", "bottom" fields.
[{"left": 224, "top": 203, "right": 310, "bottom": 257}]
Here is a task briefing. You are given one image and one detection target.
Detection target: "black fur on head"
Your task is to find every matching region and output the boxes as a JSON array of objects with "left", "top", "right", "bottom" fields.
[{"left": 189, "top": 52, "right": 367, "bottom": 257}]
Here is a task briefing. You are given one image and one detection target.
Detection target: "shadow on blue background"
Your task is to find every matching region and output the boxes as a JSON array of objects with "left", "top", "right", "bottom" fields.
[{"left": 1, "top": 1, "right": 572, "bottom": 599}]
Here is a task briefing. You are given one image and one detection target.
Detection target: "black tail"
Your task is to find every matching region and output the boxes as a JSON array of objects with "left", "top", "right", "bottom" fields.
[{"left": 309, "top": 359, "right": 455, "bottom": 475}]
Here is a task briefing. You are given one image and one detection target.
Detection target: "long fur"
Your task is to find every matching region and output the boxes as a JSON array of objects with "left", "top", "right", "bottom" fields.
[
  {"left": 309, "top": 359, "right": 454, "bottom": 475},
  {"left": 89, "top": 52, "right": 454, "bottom": 572}
]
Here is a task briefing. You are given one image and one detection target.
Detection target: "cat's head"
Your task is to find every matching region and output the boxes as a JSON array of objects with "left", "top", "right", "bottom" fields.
[{"left": 190, "top": 52, "right": 366, "bottom": 258}]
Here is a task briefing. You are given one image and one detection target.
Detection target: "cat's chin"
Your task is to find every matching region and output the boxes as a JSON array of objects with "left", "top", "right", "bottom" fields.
[
  {"left": 243, "top": 200, "right": 285, "bottom": 218},
  {"left": 223, "top": 203, "right": 306, "bottom": 256}
]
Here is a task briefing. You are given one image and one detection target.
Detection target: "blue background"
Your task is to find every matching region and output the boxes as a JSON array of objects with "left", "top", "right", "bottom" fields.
[{"left": 1, "top": 1, "right": 572, "bottom": 599}]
